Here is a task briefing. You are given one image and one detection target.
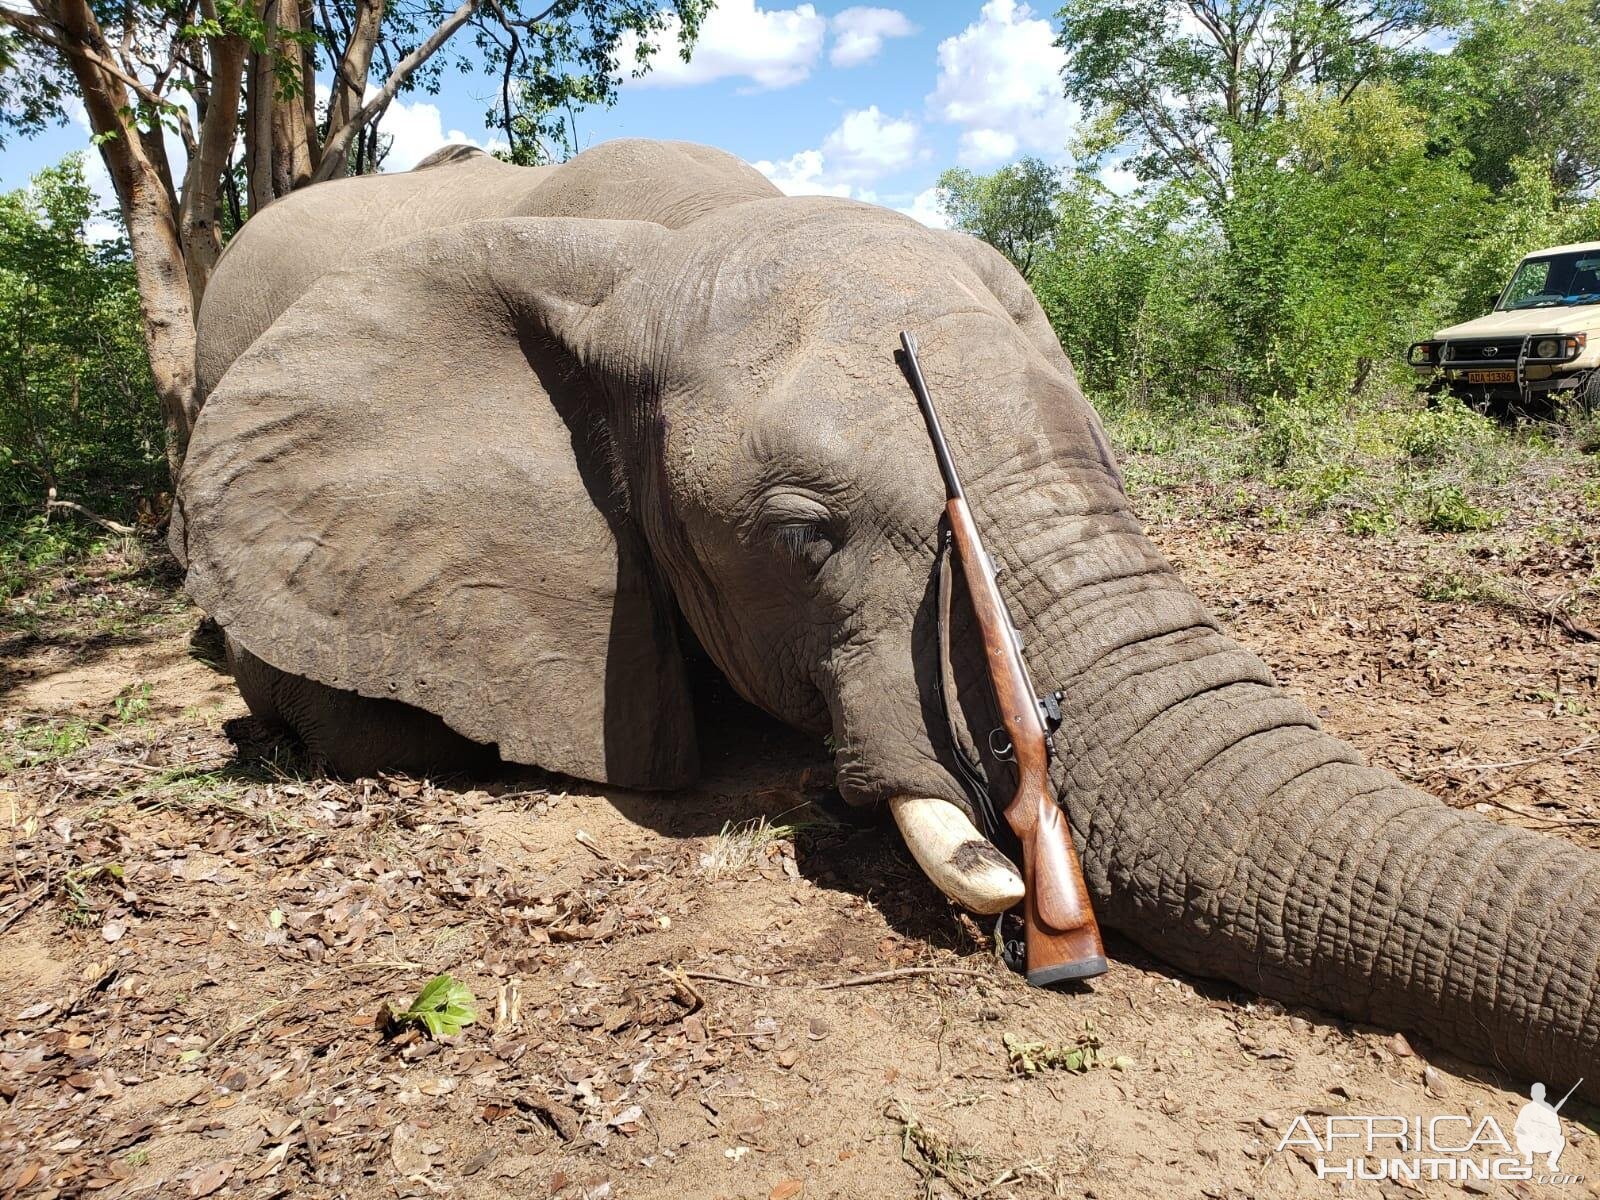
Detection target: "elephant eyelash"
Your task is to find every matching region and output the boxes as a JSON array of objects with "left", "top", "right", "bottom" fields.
[{"left": 773, "top": 521, "right": 836, "bottom": 565}]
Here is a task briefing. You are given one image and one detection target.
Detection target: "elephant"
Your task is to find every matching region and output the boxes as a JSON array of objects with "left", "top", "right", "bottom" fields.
[{"left": 173, "top": 138, "right": 1599, "bottom": 1101}]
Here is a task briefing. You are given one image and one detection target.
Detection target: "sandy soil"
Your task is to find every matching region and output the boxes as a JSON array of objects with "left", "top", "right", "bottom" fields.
[{"left": 1, "top": 509, "right": 1597, "bottom": 1200}]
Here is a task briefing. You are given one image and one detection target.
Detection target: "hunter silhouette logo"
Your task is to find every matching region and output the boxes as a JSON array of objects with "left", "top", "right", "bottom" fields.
[
  {"left": 1276, "top": 1082, "right": 1589, "bottom": 1185},
  {"left": 1515, "top": 1080, "right": 1582, "bottom": 1171}
]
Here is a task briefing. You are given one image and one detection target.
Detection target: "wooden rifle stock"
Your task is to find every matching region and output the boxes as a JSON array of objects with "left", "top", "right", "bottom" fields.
[{"left": 899, "top": 332, "right": 1108, "bottom": 985}]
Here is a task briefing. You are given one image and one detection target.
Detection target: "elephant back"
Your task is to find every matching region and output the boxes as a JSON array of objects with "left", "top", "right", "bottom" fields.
[
  {"left": 513, "top": 138, "right": 779, "bottom": 230},
  {"left": 195, "top": 152, "right": 556, "bottom": 401}
]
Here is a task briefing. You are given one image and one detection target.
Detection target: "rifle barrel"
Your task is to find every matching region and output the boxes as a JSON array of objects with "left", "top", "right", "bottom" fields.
[{"left": 899, "top": 332, "right": 964, "bottom": 502}]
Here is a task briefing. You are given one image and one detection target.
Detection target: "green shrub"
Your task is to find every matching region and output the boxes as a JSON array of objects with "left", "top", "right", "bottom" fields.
[
  {"left": 1344, "top": 505, "right": 1399, "bottom": 537},
  {"left": 1399, "top": 401, "right": 1496, "bottom": 465},
  {"left": 0, "top": 156, "right": 164, "bottom": 537},
  {"left": 1417, "top": 485, "right": 1504, "bottom": 532}
]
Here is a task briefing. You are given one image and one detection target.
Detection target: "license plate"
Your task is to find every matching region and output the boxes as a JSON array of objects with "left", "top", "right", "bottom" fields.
[{"left": 1465, "top": 370, "right": 1515, "bottom": 383}]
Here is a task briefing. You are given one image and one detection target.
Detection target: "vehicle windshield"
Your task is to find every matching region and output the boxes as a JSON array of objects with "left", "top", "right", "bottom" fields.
[{"left": 1498, "top": 250, "right": 1600, "bottom": 310}]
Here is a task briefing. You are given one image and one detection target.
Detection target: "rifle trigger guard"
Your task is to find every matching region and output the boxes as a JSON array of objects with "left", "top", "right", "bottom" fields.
[{"left": 988, "top": 728, "right": 1015, "bottom": 761}]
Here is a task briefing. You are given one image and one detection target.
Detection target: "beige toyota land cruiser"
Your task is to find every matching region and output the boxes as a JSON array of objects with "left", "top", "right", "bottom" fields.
[{"left": 1408, "top": 240, "right": 1600, "bottom": 411}]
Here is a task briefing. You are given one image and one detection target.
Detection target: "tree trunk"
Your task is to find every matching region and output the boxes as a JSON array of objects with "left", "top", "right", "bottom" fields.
[
  {"left": 47, "top": 0, "right": 198, "bottom": 478},
  {"left": 244, "top": 0, "right": 318, "bottom": 213},
  {"left": 990, "top": 487, "right": 1600, "bottom": 1096},
  {"left": 180, "top": 25, "right": 247, "bottom": 306},
  {"left": 322, "top": 0, "right": 386, "bottom": 179}
]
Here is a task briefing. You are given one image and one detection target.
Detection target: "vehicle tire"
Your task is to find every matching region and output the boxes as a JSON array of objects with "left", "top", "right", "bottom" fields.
[{"left": 1578, "top": 369, "right": 1600, "bottom": 418}]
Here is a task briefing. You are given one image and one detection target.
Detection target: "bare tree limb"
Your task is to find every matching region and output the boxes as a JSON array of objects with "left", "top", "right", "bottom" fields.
[
  {"left": 46, "top": 498, "right": 138, "bottom": 536},
  {"left": 311, "top": 0, "right": 480, "bottom": 182}
]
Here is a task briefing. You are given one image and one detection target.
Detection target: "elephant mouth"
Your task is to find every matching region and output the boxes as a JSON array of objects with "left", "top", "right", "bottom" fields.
[{"left": 888, "top": 795, "right": 1025, "bottom": 914}]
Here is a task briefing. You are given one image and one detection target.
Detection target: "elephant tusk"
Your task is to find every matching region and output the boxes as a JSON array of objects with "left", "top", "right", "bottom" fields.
[{"left": 889, "top": 795, "right": 1025, "bottom": 915}]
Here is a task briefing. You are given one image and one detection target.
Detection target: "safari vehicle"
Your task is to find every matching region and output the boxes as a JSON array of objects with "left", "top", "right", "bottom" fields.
[{"left": 1408, "top": 241, "right": 1600, "bottom": 412}]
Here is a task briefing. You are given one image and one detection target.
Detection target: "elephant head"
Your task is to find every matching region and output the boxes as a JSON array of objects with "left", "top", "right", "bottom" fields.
[{"left": 176, "top": 141, "right": 1599, "bottom": 1099}]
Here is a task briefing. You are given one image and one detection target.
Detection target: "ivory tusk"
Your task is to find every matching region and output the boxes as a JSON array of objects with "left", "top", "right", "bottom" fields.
[{"left": 889, "top": 795, "right": 1024, "bottom": 915}]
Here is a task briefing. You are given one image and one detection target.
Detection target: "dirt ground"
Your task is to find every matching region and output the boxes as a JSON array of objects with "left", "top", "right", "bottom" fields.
[{"left": 2, "top": 482, "right": 1598, "bottom": 1200}]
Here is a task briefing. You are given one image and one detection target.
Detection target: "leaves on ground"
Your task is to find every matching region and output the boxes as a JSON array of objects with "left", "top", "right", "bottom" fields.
[
  {"left": 1003, "top": 1028, "right": 1104, "bottom": 1076},
  {"left": 391, "top": 973, "right": 477, "bottom": 1039}
]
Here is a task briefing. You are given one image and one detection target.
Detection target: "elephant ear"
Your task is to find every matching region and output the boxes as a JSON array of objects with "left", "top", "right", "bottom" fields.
[{"left": 174, "top": 216, "right": 697, "bottom": 788}]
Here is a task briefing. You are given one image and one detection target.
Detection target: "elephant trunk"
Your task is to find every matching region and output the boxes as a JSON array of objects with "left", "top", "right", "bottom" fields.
[{"left": 1002, "top": 510, "right": 1600, "bottom": 1096}]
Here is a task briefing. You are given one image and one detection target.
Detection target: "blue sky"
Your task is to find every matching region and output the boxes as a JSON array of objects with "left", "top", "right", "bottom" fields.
[{"left": 2, "top": 1, "right": 1084, "bottom": 226}]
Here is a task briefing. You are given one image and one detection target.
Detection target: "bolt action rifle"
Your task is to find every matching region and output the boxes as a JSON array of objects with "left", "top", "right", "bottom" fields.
[{"left": 896, "top": 330, "right": 1108, "bottom": 985}]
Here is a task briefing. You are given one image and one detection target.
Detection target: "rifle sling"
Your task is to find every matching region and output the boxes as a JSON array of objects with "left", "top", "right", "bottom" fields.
[{"left": 934, "top": 527, "right": 1002, "bottom": 840}]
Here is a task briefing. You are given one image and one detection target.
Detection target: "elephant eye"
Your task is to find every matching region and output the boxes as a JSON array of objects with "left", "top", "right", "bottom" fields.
[
  {"left": 756, "top": 493, "right": 840, "bottom": 571},
  {"left": 774, "top": 521, "right": 836, "bottom": 563}
]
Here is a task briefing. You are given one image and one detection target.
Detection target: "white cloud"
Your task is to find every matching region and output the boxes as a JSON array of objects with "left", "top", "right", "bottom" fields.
[
  {"left": 1100, "top": 163, "right": 1140, "bottom": 196},
  {"left": 61, "top": 98, "right": 133, "bottom": 242},
  {"left": 66, "top": 96, "right": 93, "bottom": 136},
  {"left": 819, "top": 105, "right": 919, "bottom": 180},
  {"left": 754, "top": 105, "right": 918, "bottom": 200},
  {"left": 928, "top": 0, "right": 1074, "bottom": 167},
  {"left": 829, "top": 7, "right": 915, "bottom": 67},
  {"left": 80, "top": 151, "right": 122, "bottom": 243},
  {"left": 375, "top": 93, "right": 506, "bottom": 172},
  {"left": 896, "top": 186, "right": 949, "bottom": 228},
  {"left": 959, "top": 128, "right": 1018, "bottom": 164},
  {"left": 753, "top": 148, "right": 856, "bottom": 197},
  {"left": 620, "top": 0, "right": 826, "bottom": 90}
]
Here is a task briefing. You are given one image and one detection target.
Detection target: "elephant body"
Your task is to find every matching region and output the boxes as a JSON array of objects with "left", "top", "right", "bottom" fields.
[{"left": 176, "top": 139, "right": 1598, "bottom": 1099}]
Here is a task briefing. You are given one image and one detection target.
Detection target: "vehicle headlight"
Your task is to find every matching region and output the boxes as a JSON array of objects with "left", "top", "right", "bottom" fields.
[
  {"left": 1536, "top": 337, "right": 1561, "bottom": 359},
  {"left": 1441, "top": 343, "right": 1455, "bottom": 361}
]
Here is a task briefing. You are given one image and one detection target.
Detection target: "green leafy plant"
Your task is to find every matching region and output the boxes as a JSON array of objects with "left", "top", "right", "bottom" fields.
[
  {"left": 60, "top": 862, "right": 124, "bottom": 926},
  {"left": 1344, "top": 504, "right": 1399, "bottom": 537},
  {"left": 1003, "top": 1028, "right": 1106, "bottom": 1076},
  {"left": 391, "top": 974, "right": 478, "bottom": 1039},
  {"left": 113, "top": 682, "right": 154, "bottom": 723},
  {"left": 1, "top": 718, "right": 94, "bottom": 771},
  {"left": 1418, "top": 485, "right": 1504, "bottom": 533}
]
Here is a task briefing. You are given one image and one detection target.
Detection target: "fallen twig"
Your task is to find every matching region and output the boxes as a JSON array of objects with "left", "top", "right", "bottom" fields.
[
  {"left": 684, "top": 969, "right": 773, "bottom": 989},
  {"left": 45, "top": 498, "right": 137, "bottom": 537},
  {"left": 0, "top": 884, "right": 47, "bottom": 934},
  {"left": 1408, "top": 738, "right": 1599, "bottom": 778},
  {"left": 1552, "top": 610, "right": 1600, "bottom": 643},
  {"left": 1470, "top": 796, "right": 1600, "bottom": 829},
  {"left": 203, "top": 994, "right": 297, "bottom": 1055},
  {"left": 815, "top": 967, "right": 997, "bottom": 991},
  {"left": 684, "top": 965, "right": 999, "bottom": 991}
]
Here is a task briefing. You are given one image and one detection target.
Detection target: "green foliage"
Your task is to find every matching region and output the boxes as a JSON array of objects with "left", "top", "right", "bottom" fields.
[
  {"left": 1418, "top": 484, "right": 1504, "bottom": 532},
  {"left": 936, "top": 157, "right": 1061, "bottom": 279},
  {"left": 1055, "top": 0, "right": 1457, "bottom": 204},
  {"left": 113, "top": 681, "right": 154, "bottom": 723},
  {"left": 394, "top": 974, "right": 479, "bottom": 1039},
  {"left": 0, "top": 717, "right": 94, "bottom": 772},
  {"left": 967, "top": 31, "right": 1600, "bottom": 435},
  {"left": 1003, "top": 1027, "right": 1125, "bottom": 1075},
  {"left": 1030, "top": 175, "right": 1226, "bottom": 398},
  {"left": 1222, "top": 87, "right": 1488, "bottom": 403},
  {"left": 488, "top": 1, "right": 714, "bottom": 164},
  {"left": 945, "top": 0, "right": 1597, "bottom": 450},
  {"left": 1413, "top": 0, "right": 1600, "bottom": 198},
  {"left": 0, "top": 157, "right": 164, "bottom": 534},
  {"left": 60, "top": 863, "right": 124, "bottom": 927}
]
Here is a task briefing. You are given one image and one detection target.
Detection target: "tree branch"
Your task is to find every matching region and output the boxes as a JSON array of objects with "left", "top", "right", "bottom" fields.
[
  {"left": 46, "top": 498, "right": 138, "bottom": 536},
  {"left": 310, "top": 0, "right": 480, "bottom": 182},
  {"left": 0, "top": 6, "right": 171, "bottom": 110}
]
